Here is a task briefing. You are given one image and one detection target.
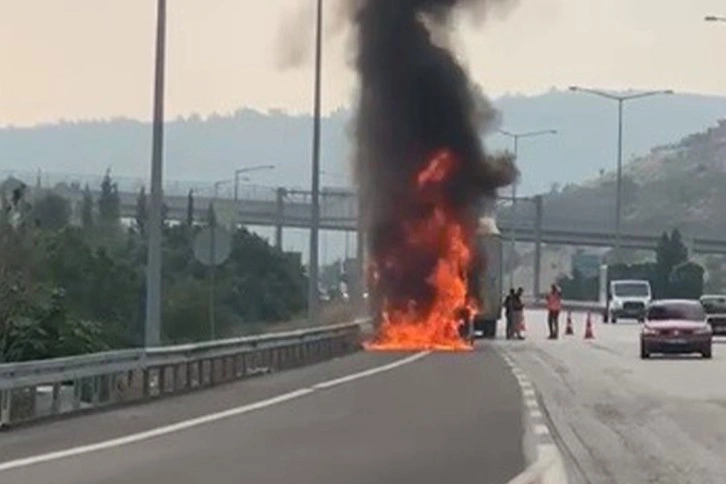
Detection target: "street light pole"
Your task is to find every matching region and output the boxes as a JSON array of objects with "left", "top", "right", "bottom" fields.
[
  {"left": 145, "top": 0, "right": 166, "bottom": 348},
  {"left": 498, "top": 129, "right": 557, "bottom": 291},
  {"left": 233, "top": 164, "right": 276, "bottom": 202},
  {"left": 569, "top": 86, "right": 673, "bottom": 262},
  {"left": 511, "top": 136, "right": 518, "bottom": 291},
  {"left": 616, "top": 99, "right": 624, "bottom": 260},
  {"left": 308, "top": 0, "right": 323, "bottom": 325}
]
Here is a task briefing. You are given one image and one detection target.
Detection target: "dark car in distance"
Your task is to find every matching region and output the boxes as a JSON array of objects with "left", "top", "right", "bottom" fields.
[
  {"left": 640, "top": 300, "right": 713, "bottom": 359},
  {"left": 699, "top": 295, "right": 726, "bottom": 336}
]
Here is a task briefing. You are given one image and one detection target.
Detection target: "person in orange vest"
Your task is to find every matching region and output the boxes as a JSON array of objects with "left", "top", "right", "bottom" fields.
[{"left": 546, "top": 284, "right": 562, "bottom": 340}]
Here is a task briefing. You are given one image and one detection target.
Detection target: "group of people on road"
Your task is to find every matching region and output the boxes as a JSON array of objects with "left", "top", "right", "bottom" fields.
[
  {"left": 503, "top": 287, "right": 525, "bottom": 339},
  {"left": 503, "top": 284, "right": 563, "bottom": 340}
]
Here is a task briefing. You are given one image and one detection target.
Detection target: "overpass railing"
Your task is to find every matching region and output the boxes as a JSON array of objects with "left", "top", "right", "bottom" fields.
[
  {"left": 0, "top": 320, "right": 367, "bottom": 429},
  {"left": 526, "top": 298, "right": 605, "bottom": 314}
]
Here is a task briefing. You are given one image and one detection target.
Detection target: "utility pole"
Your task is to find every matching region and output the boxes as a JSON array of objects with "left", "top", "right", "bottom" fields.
[
  {"left": 308, "top": 0, "right": 323, "bottom": 325},
  {"left": 144, "top": 0, "right": 166, "bottom": 348}
]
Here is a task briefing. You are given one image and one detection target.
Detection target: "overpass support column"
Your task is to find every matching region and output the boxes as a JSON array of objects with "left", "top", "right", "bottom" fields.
[
  {"left": 275, "top": 187, "right": 286, "bottom": 250},
  {"left": 533, "top": 195, "right": 543, "bottom": 300}
]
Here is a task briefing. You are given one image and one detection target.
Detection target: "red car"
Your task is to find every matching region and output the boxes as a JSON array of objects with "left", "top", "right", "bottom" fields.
[{"left": 640, "top": 300, "right": 713, "bottom": 359}]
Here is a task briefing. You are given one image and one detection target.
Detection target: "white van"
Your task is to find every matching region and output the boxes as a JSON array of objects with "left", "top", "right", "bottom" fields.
[{"left": 606, "top": 279, "right": 652, "bottom": 323}]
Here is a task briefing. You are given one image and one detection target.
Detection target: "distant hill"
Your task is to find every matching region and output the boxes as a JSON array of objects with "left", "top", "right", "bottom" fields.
[
  {"left": 528, "top": 118, "right": 726, "bottom": 240},
  {"left": 2, "top": 90, "right": 726, "bottom": 198}
]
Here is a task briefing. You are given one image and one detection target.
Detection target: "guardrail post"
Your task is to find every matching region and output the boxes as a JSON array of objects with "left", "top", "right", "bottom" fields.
[
  {"left": 224, "top": 357, "right": 232, "bottom": 381},
  {"left": 186, "top": 362, "right": 195, "bottom": 389},
  {"left": 72, "top": 379, "right": 82, "bottom": 410},
  {"left": 92, "top": 377, "right": 101, "bottom": 406},
  {"left": 50, "top": 383, "right": 61, "bottom": 415},
  {"left": 296, "top": 343, "right": 302, "bottom": 365},
  {"left": 174, "top": 364, "right": 183, "bottom": 391},
  {"left": 126, "top": 370, "right": 135, "bottom": 400},
  {"left": 202, "top": 359, "right": 210, "bottom": 386},
  {"left": 142, "top": 369, "right": 151, "bottom": 398},
  {"left": 210, "top": 359, "right": 218, "bottom": 385},
  {"left": 0, "top": 390, "right": 11, "bottom": 427},
  {"left": 265, "top": 349, "right": 273, "bottom": 371},
  {"left": 159, "top": 366, "right": 167, "bottom": 394},
  {"left": 234, "top": 354, "right": 242, "bottom": 378}
]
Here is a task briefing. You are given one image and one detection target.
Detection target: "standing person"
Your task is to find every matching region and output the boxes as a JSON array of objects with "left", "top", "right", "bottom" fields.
[
  {"left": 503, "top": 289, "right": 516, "bottom": 339},
  {"left": 546, "top": 284, "right": 562, "bottom": 339},
  {"left": 513, "top": 287, "right": 525, "bottom": 339}
]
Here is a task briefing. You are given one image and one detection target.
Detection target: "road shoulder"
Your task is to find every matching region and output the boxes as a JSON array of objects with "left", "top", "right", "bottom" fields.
[{"left": 0, "top": 351, "right": 404, "bottom": 464}]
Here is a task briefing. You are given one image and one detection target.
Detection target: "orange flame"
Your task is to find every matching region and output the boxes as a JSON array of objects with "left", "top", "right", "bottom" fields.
[{"left": 365, "top": 150, "right": 477, "bottom": 352}]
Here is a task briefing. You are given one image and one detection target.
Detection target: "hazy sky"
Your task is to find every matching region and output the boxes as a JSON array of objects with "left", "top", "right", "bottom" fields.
[{"left": 2, "top": 0, "right": 726, "bottom": 126}]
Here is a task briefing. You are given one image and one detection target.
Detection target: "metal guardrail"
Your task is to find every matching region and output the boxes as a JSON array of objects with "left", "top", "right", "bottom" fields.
[{"left": 0, "top": 320, "right": 367, "bottom": 429}]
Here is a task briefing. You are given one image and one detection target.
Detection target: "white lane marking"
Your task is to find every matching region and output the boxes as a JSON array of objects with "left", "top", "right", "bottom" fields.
[
  {"left": 518, "top": 380, "right": 534, "bottom": 390},
  {"left": 312, "top": 352, "right": 429, "bottom": 389},
  {"left": 0, "top": 352, "right": 430, "bottom": 473},
  {"left": 501, "top": 349, "right": 568, "bottom": 484}
]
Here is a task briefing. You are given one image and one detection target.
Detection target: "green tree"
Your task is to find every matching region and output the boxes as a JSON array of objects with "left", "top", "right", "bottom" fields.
[
  {"left": 98, "top": 170, "right": 120, "bottom": 227},
  {"left": 206, "top": 203, "right": 217, "bottom": 227},
  {"left": 704, "top": 256, "right": 725, "bottom": 293},
  {"left": 220, "top": 229, "right": 307, "bottom": 324},
  {"left": 6, "top": 183, "right": 32, "bottom": 228},
  {"left": 654, "top": 232, "right": 672, "bottom": 297},
  {"left": 135, "top": 186, "right": 148, "bottom": 235},
  {"left": 34, "top": 227, "right": 142, "bottom": 343},
  {"left": 186, "top": 189, "right": 194, "bottom": 227},
  {"left": 30, "top": 193, "right": 71, "bottom": 230},
  {"left": 655, "top": 229, "right": 690, "bottom": 297},
  {"left": 0, "top": 193, "right": 9, "bottom": 226},
  {"left": 669, "top": 262, "right": 704, "bottom": 299},
  {"left": 81, "top": 184, "right": 94, "bottom": 230},
  {"left": 670, "top": 229, "right": 689, "bottom": 266},
  {"left": 0, "top": 282, "right": 112, "bottom": 362}
]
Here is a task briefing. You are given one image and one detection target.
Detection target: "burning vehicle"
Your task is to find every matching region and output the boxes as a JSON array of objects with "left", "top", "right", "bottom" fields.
[{"left": 345, "top": 0, "right": 516, "bottom": 351}]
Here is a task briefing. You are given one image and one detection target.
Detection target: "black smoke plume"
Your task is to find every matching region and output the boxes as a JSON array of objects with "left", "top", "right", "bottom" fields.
[{"left": 346, "top": 0, "right": 517, "bottom": 319}]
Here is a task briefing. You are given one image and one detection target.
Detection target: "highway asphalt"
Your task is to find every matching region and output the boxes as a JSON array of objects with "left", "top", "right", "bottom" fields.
[
  {"left": 500, "top": 309, "right": 726, "bottom": 484},
  {"left": 0, "top": 347, "right": 527, "bottom": 484}
]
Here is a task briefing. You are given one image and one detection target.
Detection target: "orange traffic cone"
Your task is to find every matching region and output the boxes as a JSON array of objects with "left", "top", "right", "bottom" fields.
[
  {"left": 565, "top": 312, "right": 574, "bottom": 335},
  {"left": 584, "top": 312, "right": 595, "bottom": 340}
]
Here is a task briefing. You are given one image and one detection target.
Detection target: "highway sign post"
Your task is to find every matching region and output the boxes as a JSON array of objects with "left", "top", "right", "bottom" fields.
[{"left": 193, "top": 215, "right": 232, "bottom": 340}]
